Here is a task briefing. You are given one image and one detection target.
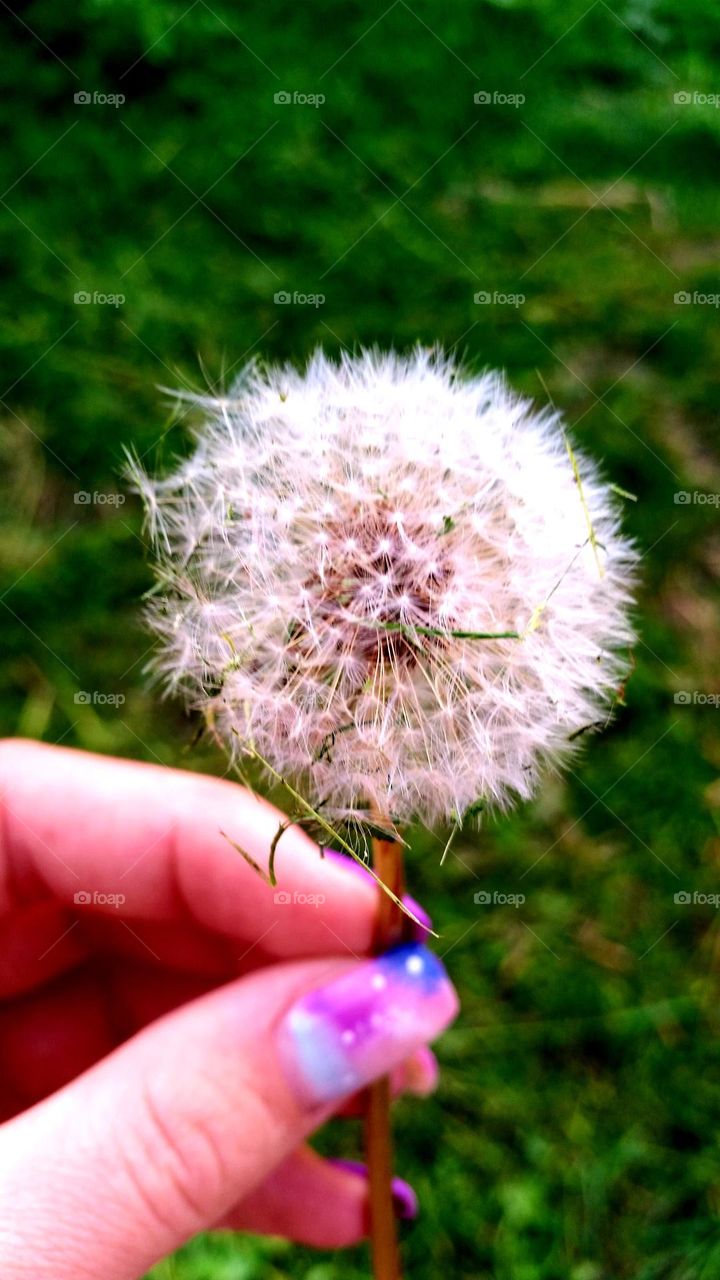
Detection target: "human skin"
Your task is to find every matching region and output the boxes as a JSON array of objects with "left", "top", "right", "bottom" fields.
[{"left": 0, "top": 741, "right": 458, "bottom": 1279}]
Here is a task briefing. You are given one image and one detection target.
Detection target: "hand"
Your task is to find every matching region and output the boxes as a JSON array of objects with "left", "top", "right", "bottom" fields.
[{"left": 0, "top": 741, "right": 458, "bottom": 1279}]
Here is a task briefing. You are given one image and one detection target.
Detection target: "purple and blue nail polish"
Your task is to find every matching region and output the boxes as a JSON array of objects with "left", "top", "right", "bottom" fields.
[
  {"left": 403, "top": 894, "right": 433, "bottom": 938},
  {"left": 329, "top": 1159, "right": 419, "bottom": 1220},
  {"left": 278, "top": 942, "right": 458, "bottom": 1107}
]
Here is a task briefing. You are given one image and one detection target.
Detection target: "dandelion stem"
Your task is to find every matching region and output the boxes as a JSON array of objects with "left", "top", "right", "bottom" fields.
[
  {"left": 232, "top": 735, "right": 434, "bottom": 932},
  {"left": 365, "top": 824, "right": 408, "bottom": 1280}
]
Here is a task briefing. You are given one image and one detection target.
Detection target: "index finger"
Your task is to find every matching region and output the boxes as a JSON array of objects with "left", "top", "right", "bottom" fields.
[{"left": 0, "top": 741, "right": 378, "bottom": 960}]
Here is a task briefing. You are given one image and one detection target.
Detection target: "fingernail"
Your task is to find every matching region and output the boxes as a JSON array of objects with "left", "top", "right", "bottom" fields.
[
  {"left": 277, "top": 942, "right": 458, "bottom": 1107},
  {"left": 403, "top": 894, "right": 433, "bottom": 938},
  {"left": 323, "top": 847, "right": 373, "bottom": 882},
  {"left": 329, "top": 1159, "right": 419, "bottom": 1220},
  {"left": 400, "top": 1045, "right": 439, "bottom": 1097},
  {"left": 323, "top": 849, "right": 433, "bottom": 940}
]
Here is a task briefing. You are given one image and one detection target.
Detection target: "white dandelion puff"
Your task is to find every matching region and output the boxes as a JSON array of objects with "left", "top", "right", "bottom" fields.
[{"left": 130, "top": 347, "right": 637, "bottom": 828}]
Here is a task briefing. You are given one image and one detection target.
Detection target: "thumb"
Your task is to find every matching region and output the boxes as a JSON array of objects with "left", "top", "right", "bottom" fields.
[{"left": 0, "top": 943, "right": 457, "bottom": 1280}]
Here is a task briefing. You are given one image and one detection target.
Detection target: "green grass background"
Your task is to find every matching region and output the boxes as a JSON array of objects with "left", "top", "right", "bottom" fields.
[{"left": 2, "top": 1, "right": 720, "bottom": 1276}]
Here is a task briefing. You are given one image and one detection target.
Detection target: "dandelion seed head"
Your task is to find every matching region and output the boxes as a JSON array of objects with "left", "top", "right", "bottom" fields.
[{"left": 131, "top": 347, "right": 637, "bottom": 826}]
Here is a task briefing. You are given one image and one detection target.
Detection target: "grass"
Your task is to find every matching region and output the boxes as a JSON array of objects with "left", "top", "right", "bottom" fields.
[{"left": 1, "top": 1, "right": 720, "bottom": 1276}]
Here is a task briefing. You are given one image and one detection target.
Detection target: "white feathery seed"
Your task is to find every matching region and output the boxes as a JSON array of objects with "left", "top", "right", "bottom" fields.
[{"left": 131, "top": 347, "right": 637, "bottom": 827}]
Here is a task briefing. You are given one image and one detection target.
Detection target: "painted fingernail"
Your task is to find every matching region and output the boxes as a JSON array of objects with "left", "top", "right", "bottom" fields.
[
  {"left": 329, "top": 1159, "right": 419, "bottom": 1220},
  {"left": 277, "top": 942, "right": 458, "bottom": 1107},
  {"left": 323, "top": 847, "right": 373, "bottom": 881},
  {"left": 323, "top": 849, "right": 433, "bottom": 939},
  {"left": 403, "top": 894, "right": 433, "bottom": 938}
]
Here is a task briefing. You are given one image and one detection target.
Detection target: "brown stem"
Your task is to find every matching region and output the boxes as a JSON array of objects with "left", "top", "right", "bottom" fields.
[{"left": 365, "top": 830, "right": 408, "bottom": 1280}]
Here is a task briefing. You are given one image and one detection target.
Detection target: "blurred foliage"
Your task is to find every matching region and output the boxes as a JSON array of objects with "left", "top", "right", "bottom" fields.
[{"left": 1, "top": 0, "right": 720, "bottom": 1276}]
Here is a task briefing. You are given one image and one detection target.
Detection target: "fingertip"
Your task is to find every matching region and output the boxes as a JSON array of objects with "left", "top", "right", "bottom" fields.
[
  {"left": 397, "top": 1045, "right": 440, "bottom": 1097},
  {"left": 337, "top": 1043, "right": 440, "bottom": 1114},
  {"left": 277, "top": 943, "right": 458, "bottom": 1108},
  {"left": 321, "top": 849, "right": 434, "bottom": 940},
  {"left": 223, "top": 1146, "right": 370, "bottom": 1246}
]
